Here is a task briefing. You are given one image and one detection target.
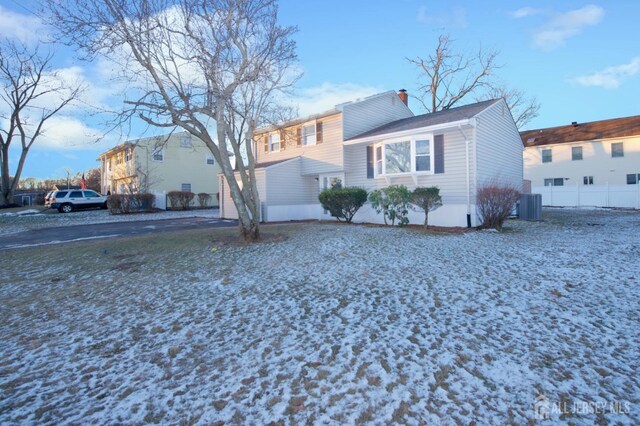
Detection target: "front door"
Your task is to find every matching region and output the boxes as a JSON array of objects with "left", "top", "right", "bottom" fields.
[{"left": 319, "top": 174, "right": 344, "bottom": 217}]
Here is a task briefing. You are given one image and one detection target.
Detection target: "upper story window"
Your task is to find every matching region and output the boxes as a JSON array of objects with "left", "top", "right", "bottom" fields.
[
  {"left": 125, "top": 149, "right": 132, "bottom": 162},
  {"left": 180, "top": 136, "right": 192, "bottom": 148},
  {"left": 374, "top": 135, "right": 433, "bottom": 177},
  {"left": 627, "top": 174, "right": 640, "bottom": 185},
  {"left": 269, "top": 133, "right": 281, "bottom": 152},
  {"left": 571, "top": 146, "right": 583, "bottom": 161},
  {"left": 611, "top": 142, "right": 624, "bottom": 158},
  {"left": 181, "top": 183, "right": 191, "bottom": 192},
  {"left": 544, "top": 178, "right": 564, "bottom": 186},
  {"left": 302, "top": 124, "right": 316, "bottom": 145},
  {"left": 152, "top": 148, "right": 164, "bottom": 161},
  {"left": 541, "top": 149, "right": 552, "bottom": 163},
  {"left": 206, "top": 154, "right": 215, "bottom": 165}
]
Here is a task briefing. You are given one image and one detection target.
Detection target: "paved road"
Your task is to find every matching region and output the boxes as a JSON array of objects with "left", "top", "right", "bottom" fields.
[{"left": 0, "top": 217, "right": 237, "bottom": 250}]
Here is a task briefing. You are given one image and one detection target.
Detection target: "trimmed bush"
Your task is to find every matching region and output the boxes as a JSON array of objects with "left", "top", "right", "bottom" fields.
[
  {"left": 168, "top": 191, "right": 195, "bottom": 210},
  {"left": 197, "top": 193, "right": 212, "bottom": 208},
  {"left": 369, "top": 185, "right": 412, "bottom": 226},
  {"left": 318, "top": 186, "right": 367, "bottom": 223},
  {"left": 476, "top": 182, "right": 520, "bottom": 230},
  {"left": 108, "top": 193, "right": 155, "bottom": 214},
  {"left": 411, "top": 186, "right": 443, "bottom": 227}
]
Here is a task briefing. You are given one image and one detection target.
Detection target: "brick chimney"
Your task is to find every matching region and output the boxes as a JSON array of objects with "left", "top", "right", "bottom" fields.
[{"left": 397, "top": 89, "right": 408, "bottom": 106}]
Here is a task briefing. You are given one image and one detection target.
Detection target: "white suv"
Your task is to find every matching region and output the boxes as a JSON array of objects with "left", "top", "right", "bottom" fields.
[{"left": 49, "top": 189, "right": 109, "bottom": 213}]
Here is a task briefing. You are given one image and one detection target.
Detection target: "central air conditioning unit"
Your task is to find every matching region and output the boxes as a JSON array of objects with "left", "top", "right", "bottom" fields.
[{"left": 518, "top": 194, "right": 542, "bottom": 220}]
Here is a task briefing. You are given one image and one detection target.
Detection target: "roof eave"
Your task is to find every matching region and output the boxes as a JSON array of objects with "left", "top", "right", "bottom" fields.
[{"left": 344, "top": 118, "right": 475, "bottom": 145}]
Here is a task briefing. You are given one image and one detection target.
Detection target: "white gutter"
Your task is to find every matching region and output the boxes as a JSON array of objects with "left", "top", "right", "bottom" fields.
[{"left": 343, "top": 119, "right": 474, "bottom": 145}]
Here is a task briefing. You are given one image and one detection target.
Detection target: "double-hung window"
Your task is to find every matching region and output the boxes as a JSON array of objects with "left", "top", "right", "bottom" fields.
[
  {"left": 302, "top": 124, "right": 316, "bottom": 145},
  {"left": 572, "top": 146, "right": 583, "bottom": 161},
  {"left": 374, "top": 135, "right": 433, "bottom": 177},
  {"left": 612, "top": 142, "right": 624, "bottom": 158},
  {"left": 415, "top": 139, "right": 431, "bottom": 172},
  {"left": 541, "top": 149, "right": 552, "bottom": 163},
  {"left": 269, "top": 133, "right": 281, "bottom": 152}
]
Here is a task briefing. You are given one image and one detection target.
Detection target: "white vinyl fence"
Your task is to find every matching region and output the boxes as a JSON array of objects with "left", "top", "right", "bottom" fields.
[
  {"left": 533, "top": 184, "right": 640, "bottom": 209},
  {"left": 153, "top": 191, "right": 167, "bottom": 210}
]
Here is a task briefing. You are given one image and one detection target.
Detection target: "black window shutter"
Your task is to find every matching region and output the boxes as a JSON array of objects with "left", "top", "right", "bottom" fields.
[
  {"left": 366, "top": 145, "right": 374, "bottom": 178},
  {"left": 316, "top": 122, "right": 323, "bottom": 144},
  {"left": 434, "top": 135, "right": 444, "bottom": 174},
  {"left": 296, "top": 127, "right": 302, "bottom": 147}
]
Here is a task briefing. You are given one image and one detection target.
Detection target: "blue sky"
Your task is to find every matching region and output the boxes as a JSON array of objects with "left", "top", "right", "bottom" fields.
[{"left": 1, "top": 0, "right": 639, "bottom": 180}]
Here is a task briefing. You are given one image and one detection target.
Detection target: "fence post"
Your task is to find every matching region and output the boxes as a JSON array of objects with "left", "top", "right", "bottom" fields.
[
  {"left": 576, "top": 181, "right": 580, "bottom": 207},
  {"left": 606, "top": 182, "right": 610, "bottom": 207}
]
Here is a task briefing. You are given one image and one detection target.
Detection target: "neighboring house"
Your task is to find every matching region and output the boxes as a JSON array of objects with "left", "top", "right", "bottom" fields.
[
  {"left": 220, "top": 92, "right": 523, "bottom": 227},
  {"left": 98, "top": 132, "right": 222, "bottom": 207},
  {"left": 521, "top": 116, "right": 640, "bottom": 208}
]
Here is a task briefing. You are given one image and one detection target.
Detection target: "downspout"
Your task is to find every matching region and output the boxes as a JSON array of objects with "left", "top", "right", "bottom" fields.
[{"left": 457, "top": 123, "right": 472, "bottom": 228}]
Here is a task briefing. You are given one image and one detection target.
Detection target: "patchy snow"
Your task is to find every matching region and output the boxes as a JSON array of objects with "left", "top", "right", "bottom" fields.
[
  {"left": 0, "top": 209, "right": 639, "bottom": 424},
  {"left": 0, "top": 208, "right": 219, "bottom": 236}
]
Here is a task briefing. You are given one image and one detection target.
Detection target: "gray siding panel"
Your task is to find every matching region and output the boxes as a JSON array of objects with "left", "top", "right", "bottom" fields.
[
  {"left": 474, "top": 100, "right": 524, "bottom": 190},
  {"left": 344, "top": 129, "right": 476, "bottom": 205},
  {"left": 342, "top": 92, "right": 414, "bottom": 140},
  {"left": 266, "top": 158, "right": 318, "bottom": 205}
]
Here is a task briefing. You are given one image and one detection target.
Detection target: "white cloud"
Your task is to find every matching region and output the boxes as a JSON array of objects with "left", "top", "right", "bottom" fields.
[
  {"left": 532, "top": 5, "right": 604, "bottom": 51},
  {"left": 417, "top": 6, "right": 467, "bottom": 29},
  {"left": 291, "top": 83, "right": 384, "bottom": 117},
  {"left": 37, "top": 116, "right": 108, "bottom": 150},
  {"left": 0, "top": 6, "right": 45, "bottom": 44},
  {"left": 510, "top": 7, "right": 543, "bottom": 19},
  {"left": 572, "top": 57, "right": 640, "bottom": 89}
]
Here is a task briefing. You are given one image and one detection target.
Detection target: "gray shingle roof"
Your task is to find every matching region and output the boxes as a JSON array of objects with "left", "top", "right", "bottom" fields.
[{"left": 345, "top": 99, "right": 501, "bottom": 141}]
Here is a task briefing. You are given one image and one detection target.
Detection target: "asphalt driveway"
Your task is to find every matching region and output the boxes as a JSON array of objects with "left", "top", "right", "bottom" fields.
[{"left": 0, "top": 216, "right": 237, "bottom": 250}]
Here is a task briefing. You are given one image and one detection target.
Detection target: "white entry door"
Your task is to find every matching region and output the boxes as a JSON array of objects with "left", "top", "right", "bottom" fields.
[{"left": 319, "top": 173, "right": 344, "bottom": 218}]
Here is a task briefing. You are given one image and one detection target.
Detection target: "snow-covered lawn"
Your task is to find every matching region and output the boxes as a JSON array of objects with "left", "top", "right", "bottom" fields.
[
  {"left": 0, "top": 208, "right": 219, "bottom": 236},
  {"left": 1, "top": 209, "right": 639, "bottom": 424}
]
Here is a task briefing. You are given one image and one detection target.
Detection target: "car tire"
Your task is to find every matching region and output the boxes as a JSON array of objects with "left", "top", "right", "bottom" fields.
[
  {"left": 59, "top": 203, "right": 74, "bottom": 213},
  {"left": 101, "top": 201, "right": 108, "bottom": 210}
]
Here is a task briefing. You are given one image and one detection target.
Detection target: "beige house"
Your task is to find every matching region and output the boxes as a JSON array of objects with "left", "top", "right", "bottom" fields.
[
  {"left": 98, "top": 132, "right": 222, "bottom": 207},
  {"left": 220, "top": 91, "right": 524, "bottom": 227},
  {"left": 521, "top": 116, "right": 640, "bottom": 208}
]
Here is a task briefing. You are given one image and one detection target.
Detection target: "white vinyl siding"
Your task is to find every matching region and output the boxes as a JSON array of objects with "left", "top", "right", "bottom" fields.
[
  {"left": 256, "top": 113, "right": 344, "bottom": 176},
  {"left": 474, "top": 99, "right": 523, "bottom": 191},
  {"left": 264, "top": 158, "right": 319, "bottom": 206},
  {"left": 341, "top": 91, "right": 414, "bottom": 140},
  {"left": 344, "top": 128, "right": 474, "bottom": 206}
]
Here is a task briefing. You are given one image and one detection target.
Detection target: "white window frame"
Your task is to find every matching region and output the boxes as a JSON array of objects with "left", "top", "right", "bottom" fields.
[
  {"left": 152, "top": 148, "right": 164, "bottom": 162},
  {"left": 206, "top": 154, "right": 215, "bottom": 165},
  {"left": 269, "top": 133, "right": 281, "bottom": 152},
  {"left": 571, "top": 146, "right": 583, "bottom": 161},
  {"left": 541, "top": 148, "right": 552, "bottom": 163},
  {"left": 302, "top": 123, "right": 316, "bottom": 146},
  {"left": 373, "top": 134, "right": 434, "bottom": 178}
]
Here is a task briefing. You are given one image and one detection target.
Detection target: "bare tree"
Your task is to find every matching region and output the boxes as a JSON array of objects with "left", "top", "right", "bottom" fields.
[
  {"left": 0, "top": 40, "right": 81, "bottom": 206},
  {"left": 408, "top": 34, "right": 539, "bottom": 128},
  {"left": 47, "top": 0, "right": 299, "bottom": 241},
  {"left": 478, "top": 86, "right": 540, "bottom": 129}
]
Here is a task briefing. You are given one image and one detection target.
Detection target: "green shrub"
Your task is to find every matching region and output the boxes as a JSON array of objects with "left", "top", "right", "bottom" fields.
[
  {"left": 411, "top": 186, "right": 443, "bottom": 227},
  {"left": 108, "top": 193, "right": 155, "bottom": 214},
  {"left": 168, "top": 191, "right": 195, "bottom": 210},
  {"left": 318, "top": 186, "right": 368, "bottom": 223},
  {"left": 369, "top": 185, "right": 412, "bottom": 226}
]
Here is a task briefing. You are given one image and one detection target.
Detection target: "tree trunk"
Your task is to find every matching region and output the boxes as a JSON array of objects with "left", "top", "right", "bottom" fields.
[{"left": 424, "top": 212, "right": 429, "bottom": 227}]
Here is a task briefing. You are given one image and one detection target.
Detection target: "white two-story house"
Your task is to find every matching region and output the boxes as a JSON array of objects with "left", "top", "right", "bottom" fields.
[
  {"left": 521, "top": 115, "right": 640, "bottom": 208},
  {"left": 220, "top": 91, "right": 524, "bottom": 227}
]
